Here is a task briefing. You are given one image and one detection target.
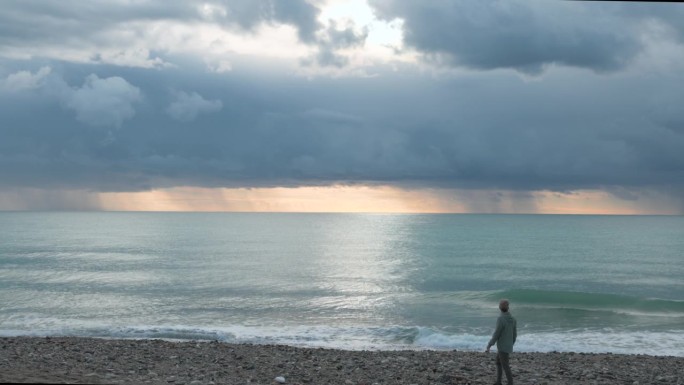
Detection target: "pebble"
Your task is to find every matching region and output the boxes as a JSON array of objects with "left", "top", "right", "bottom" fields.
[{"left": 1, "top": 336, "right": 683, "bottom": 385}]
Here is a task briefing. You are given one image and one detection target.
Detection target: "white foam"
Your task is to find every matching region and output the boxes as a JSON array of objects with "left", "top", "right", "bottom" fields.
[
  {"left": 412, "top": 327, "right": 489, "bottom": 351},
  {"left": 2, "top": 321, "right": 683, "bottom": 357},
  {"left": 412, "top": 328, "right": 684, "bottom": 356},
  {"left": 516, "top": 330, "right": 684, "bottom": 357}
]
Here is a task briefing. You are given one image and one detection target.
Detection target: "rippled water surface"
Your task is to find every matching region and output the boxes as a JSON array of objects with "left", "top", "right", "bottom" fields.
[{"left": 1, "top": 212, "right": 682, "bottom": 356}]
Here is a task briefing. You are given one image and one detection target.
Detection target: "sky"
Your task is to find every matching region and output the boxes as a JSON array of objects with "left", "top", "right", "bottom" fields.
[{"left": 0, "top": 0, "right": 683, "bottom": 214}]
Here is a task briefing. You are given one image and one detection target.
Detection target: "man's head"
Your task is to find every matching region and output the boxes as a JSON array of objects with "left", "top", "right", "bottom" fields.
[{"left": 499, "top": 299, "right": 510, "bottom": 312}]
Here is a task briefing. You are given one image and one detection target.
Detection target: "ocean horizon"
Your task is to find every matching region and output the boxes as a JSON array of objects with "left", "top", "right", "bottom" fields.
[{"left": 1, "top": 212, "right": 682, "bottom": 356}]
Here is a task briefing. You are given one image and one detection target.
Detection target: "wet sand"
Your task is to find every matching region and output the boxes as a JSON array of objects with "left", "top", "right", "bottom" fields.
[{"left": 1, "top": 337, "right": 682, "bottom": 384}]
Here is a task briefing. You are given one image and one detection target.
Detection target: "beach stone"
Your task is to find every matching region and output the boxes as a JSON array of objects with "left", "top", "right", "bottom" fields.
[
  {"left": 274, "top": 376, "right": 286, "bottom": 383},
  {"left": 2, "top": 337, "right": 684, "bottom": 385}
]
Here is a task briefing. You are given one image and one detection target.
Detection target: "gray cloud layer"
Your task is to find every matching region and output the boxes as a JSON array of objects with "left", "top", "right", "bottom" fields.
[
  {"left": 0, "top": 0, "right": 321, "bottom": 44},
  {"left": 1, "top": 60, "right": 682, "bottom": 195},
  {"left": 0, "top": 0, "right": 363, "bottom": 69},
  {"left": 0, "top": 1, "right": 683, "bottom": 210},
  {"left": 371, "top": 0, "right": 684, "bottom": 73}
]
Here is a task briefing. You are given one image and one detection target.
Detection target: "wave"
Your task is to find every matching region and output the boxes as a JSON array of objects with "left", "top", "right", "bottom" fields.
[
  {"left": 489, "top": 289, "right": 684, "bottom": 316},
  {"left": 2, "top": 323, "right": 683, "bottom": 357},
  {"left": 411, "top": 327, "right": 684, "bottom": 357}
]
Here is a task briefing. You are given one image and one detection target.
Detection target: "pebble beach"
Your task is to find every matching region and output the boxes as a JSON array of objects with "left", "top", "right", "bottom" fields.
[{"left": 1, "top": 337, "right": 683, "bottom": 384}]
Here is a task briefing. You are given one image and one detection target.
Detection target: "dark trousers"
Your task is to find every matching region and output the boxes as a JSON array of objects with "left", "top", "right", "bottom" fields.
[{"left": 496, "top": 351, "right": 513, "bottom": 385}]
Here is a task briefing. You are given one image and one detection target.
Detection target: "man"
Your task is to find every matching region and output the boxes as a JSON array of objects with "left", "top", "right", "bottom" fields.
[{"left": 486, "top": 299, "right": 517, "bottom": 385}]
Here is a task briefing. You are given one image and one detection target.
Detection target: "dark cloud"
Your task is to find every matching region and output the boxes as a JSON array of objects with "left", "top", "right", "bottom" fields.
[
  {"left": 0, "top": 1, "right": 683, "bottom": 213},
  {"left": 0, "top": 0, "right": 323, "bottom": 67},
  {"left": 271, "top": 0, "right": 321, "bottom": 43},
  {"left": 0, "top": 0, "right": 395, "bottom": 73},
  {"left": 0, "top": 0, "right": 320, "bottom": 38},
  {"left": 1, "top": 59, "right": 683, "bottom": 199},
  {"left": 0, "top": 0, "right": 368, "bottom": 70},
  {"left": 312, "top": 21, "right": 369, "bottom": 68},
  {"left": 369, "top": 0, "right": 684, "bottom": 73}
]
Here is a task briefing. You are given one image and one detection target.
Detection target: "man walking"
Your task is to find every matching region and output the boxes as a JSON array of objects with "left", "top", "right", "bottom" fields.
[{"left": 486, "top": 299, "right": 517, "bottom": 385}]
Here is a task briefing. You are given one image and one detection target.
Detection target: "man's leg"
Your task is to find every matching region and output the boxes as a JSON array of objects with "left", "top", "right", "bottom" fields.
[
  {"left": 498, "top": 352, "right": 513, "bottom": 385},
  {"left": 495, "top": 352, "right": 503, "bottom": 385}
]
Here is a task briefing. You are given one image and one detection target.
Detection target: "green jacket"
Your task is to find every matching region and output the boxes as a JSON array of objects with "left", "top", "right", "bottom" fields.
[{"left": 488, "top": 311, "right": 517, "bottom": 353}]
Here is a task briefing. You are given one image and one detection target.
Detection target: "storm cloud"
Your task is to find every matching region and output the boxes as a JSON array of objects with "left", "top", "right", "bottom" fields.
[
  {"left": 370, "top": 0, "right": 683, "bottom": 73},
  {"left": 0, "top": 1, "right": 683, "bottom": 211},
  {"left": 0, "top": 0, "right": 358, "bottom": 69}
]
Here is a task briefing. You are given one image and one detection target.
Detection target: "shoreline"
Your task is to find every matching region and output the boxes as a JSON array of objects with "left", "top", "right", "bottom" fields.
[{"left": 2, "top": 337, "right": 683, "bottom": 384}]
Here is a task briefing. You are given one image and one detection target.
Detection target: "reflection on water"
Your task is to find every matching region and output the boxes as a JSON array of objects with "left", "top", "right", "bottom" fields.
[
  {"left": 0, "top": 212, "right": 683, "bottom": 355},
  {"left": 309, "top": 214, "right": 419, "bottom": 324}
]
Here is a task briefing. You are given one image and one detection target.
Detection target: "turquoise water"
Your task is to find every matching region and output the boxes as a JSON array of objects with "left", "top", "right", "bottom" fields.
[{"left": 0, "top": 212, "right": 683, "bottom": 356}]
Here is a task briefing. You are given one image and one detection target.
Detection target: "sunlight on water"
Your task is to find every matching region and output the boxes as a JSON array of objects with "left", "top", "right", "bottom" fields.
[{"left": 0, "top": 212, "right": 683, "bottom": 356}]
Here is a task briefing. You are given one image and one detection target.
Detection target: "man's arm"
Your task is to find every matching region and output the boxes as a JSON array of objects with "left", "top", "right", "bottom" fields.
[{"left": 485, "top": 317, "right": 503, "bottom": 352}]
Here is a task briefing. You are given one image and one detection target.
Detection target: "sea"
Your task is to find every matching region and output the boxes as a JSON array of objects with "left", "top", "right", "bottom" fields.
[{"left": 0, "top": 212, "right": 682, "bottom": 356}]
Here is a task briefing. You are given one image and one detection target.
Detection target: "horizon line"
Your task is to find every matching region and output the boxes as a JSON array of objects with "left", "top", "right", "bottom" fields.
[{"left": 0, "top": 209, "right": 681, "bottom": 216}]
